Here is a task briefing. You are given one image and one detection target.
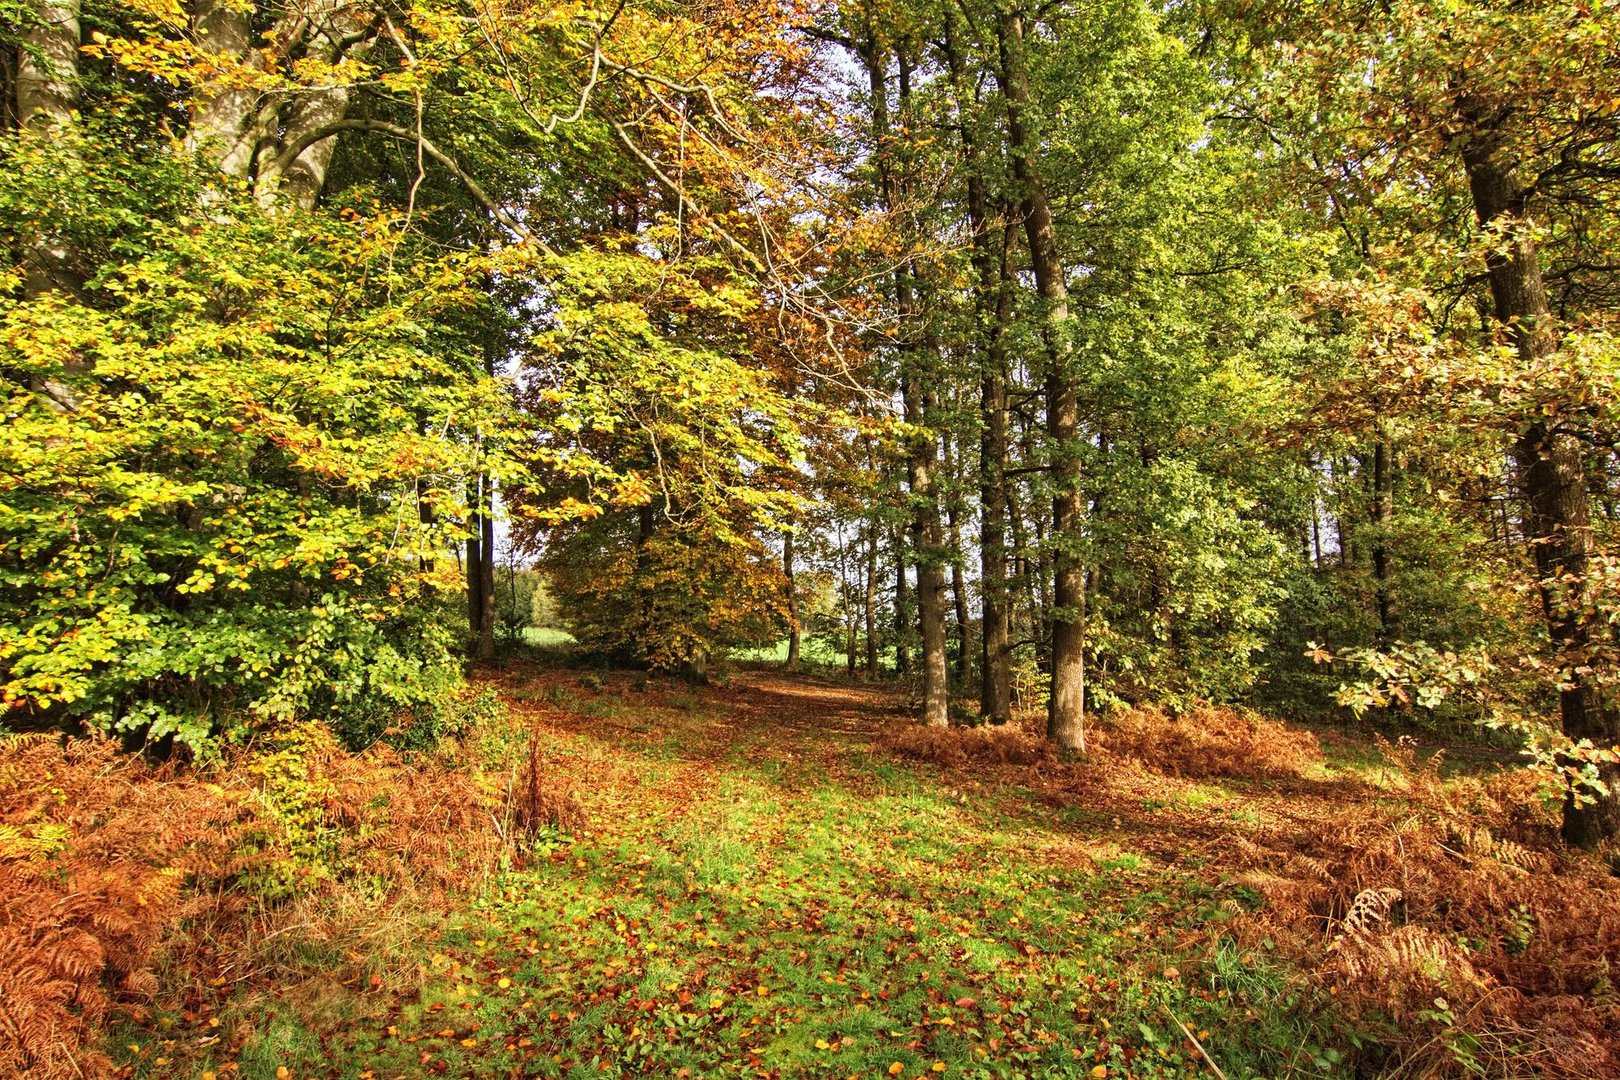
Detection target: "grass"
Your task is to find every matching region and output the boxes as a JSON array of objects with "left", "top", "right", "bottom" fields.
[
  {"left": 522, "top": 626, "right": 577, "bottom": 648},
  {"left": 112, "top": 670, "right": 1359, "bottom": 1080},
  {"left": 728, "top": 636, "right": 915, "bottom": 674}
]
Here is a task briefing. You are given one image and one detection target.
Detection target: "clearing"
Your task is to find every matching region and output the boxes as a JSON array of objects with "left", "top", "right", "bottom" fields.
[{"left": 139, "top": 666, "right": 1419, "bottom": 1080}]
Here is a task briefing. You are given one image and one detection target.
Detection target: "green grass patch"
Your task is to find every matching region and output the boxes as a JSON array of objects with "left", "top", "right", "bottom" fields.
[{"left": 137, "top": 674, "right": 1354, "bottom": 1079}]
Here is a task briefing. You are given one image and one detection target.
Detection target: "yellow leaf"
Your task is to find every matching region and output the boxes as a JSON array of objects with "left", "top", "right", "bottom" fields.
[
  {"left": 497, "top": 977, "right": 512, "bottom": 989},
  {"left": 889, "top": 1064, "right": 905, "bottom": 1076}
]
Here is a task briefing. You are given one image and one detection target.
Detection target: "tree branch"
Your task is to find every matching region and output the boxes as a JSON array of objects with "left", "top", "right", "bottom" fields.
[{"left": 273, "top": 118, "right": 552, "bottom": 253}]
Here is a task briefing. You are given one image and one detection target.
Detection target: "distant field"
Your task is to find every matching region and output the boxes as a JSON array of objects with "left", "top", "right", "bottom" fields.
[
  {"left": 521, "top": 626, "right": 576, "bottom": 647},
  {"left": 731, "top": 637, "right": 908, "bottom": 673}
]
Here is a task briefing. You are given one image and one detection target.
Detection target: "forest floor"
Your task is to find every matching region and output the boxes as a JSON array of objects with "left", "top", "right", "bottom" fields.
[{"left": 103, "top": 664, "right": 1617, "bottom": 1079}]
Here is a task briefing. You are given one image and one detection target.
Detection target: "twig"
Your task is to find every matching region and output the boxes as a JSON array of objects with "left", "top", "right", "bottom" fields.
[{"left": 1167, "top": 1008, "right": 1230, "bottom": 1080}]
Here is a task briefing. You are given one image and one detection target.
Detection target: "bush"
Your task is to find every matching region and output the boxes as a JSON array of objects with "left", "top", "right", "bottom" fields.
[
  {"left": 0, "top": 711, "right": 504, "bottom": 1077},
  {"left": 0, "top": 119, "right": 501, "bottom": 754}
]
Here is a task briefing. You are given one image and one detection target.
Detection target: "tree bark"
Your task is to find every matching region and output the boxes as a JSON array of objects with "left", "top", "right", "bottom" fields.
[
  {"left": 1459, "top": 103, "right": 1620, "bottom": 847},
  {"left": 16, "top": 0, "right": 78, "bottom": 129},
  {"left": 1371, "top": 427, "right": 1396, "bottom": 643},
  {"left": 17, "top": 0, "right": 79, "bottom": 289},
  {"left": 256, "top": 83, "right": 352, "bottom": 210},
  {"left": 865, "top": 521, "right": 880, "bottom": 676},
  {"left": 979, "top": 228, "right": 1017, "bottom": 722},
  {"left": 185, "top": 0, "right": 369, "bottom": 210},
  {"left": 466, "top": 472, "right": 497, "bottom": 662},
  {"left": 784, "top": 530, "right": 801, "bottom": 670},
  {"left": 904, "top": 373, "right": 953, "bottom": 727},
  {"left": 997, "top": 7, "right": 1084, "bottom": 750},
  {"left": 18, "top": 0, "right": 82, "bottom": 406},
  {"left": 185, "top": 0, "right": 260, "bottom": 179},
  {"left": 947, "top": 487, "right": 973, "bottom": 689},
  {"left": 479, "top": 492, "right": 497, "bottom": 658},
  {"left": 943, "top": 6, "right": 1016, "bottom": 721},
  {"left": 862, "top": 37, "right": 946, "bottom": 720},
  {"left": 893, "top": 524, "right": 912, "bottom": 676}
]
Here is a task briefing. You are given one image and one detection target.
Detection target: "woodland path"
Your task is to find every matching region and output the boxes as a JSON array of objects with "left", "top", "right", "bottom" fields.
[{"left": 296, "top": 665, "right": 1348, "bottom": 1079}]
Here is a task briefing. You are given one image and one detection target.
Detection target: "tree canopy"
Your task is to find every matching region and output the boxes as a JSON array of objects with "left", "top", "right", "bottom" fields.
[{"left": 6, "top": 0, "right": 1620, "bottom": 825}]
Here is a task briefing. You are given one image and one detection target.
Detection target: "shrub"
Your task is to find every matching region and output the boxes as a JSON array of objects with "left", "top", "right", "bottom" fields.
[
  {"left": 1091, "top": 704, "right": 1325, "bottom": 779},
  {"left": 0, "top": 711, "right": 502, "bottom": 1077},
  {"left": 0, "top": 119, "right": 500, "bottom": 754}
]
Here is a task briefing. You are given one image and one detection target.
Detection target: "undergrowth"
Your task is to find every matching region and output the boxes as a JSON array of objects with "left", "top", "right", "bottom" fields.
[
  {"left": 0, "top": 682, "right": 541, "bottom": 1079},
  {"left": 880, "top": 707, "right": 1620, "bottom": 1077},
  {"left": 11, "top": 667, "right": 1620, "bottom": 1079}
]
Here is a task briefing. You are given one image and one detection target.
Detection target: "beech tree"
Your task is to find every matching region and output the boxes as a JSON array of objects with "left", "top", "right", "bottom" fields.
[
  {"left": 1227, "top": 0, "right": 1620, "bottom": 844},
  {"left": 6, "top": 0, "right": 1620, "bottom": 849}
]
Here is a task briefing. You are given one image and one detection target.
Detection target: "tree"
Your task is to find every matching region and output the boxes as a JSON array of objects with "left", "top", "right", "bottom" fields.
[{"left": 1229, "top": 0, "right": 1620, "bottom": 844}]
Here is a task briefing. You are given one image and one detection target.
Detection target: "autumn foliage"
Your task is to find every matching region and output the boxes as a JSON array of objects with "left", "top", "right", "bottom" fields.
[
  {"left": 0, "top": 735, "right": 242, "bottom": 1077},
  {"left": 0, "top": 726, "right": 501, "bottom": 1078},
  {"left": 883, "top": 704, "right": 1322, "bottom": 780},
  {"left": 880, "top": 708, "right": 1620, "bottom": 1076}
]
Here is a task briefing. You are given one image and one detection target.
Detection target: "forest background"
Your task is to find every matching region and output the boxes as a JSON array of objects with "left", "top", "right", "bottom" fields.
[{"left": 5, "top": 0, "right": 1620, "bottom": 1075}]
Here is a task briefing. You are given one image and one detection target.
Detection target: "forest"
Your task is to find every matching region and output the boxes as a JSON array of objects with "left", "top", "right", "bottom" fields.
[{"left": 4, "top": 0, "right": 1620, "bottom": 1075}]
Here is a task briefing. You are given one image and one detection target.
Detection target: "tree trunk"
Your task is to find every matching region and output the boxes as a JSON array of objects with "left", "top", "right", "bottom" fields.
[
  {"left": 945, "top": 438, "right": 974, "bottom": 690},
  {"left": 904, "top": 374, "right": 952, "bottom": 728},
  {"left": 997, "top": 8, "right": 1084, "bottom": 751},
  {"left": 784, "top": 530, "right": 801, "bottom": 670},
  {"left": 1459, "top": 104, "right": 1620, "bottom": 847},
  {"left": 185, "top": 0, "right": 363, "bottom": 210},
  {"left": 466, "top": 473, "right": 497, "bottom": 662},
  {"left": 16, "top": 0, "right": 78, "bottom": 129},
  {"left": 978, "top": 239, "right": 1016, "bottom": 722},
  {"left": 466, "top": 481, "right": 486, "bottom": 655},
  {"left": 870, "top": 41, "right": 951, "bottom": 728},
  {"left": 971, "top": 194, "right": 1016, "bottom": 722},
  {"left": 893, "top": 525, "right": 912, "bottom": 676},
  {"left": 941, "top": 15, "right": 1014, "bottom": 723},
  {"left": 185, "top": 0, "right": 259, "bottom": 179},
  {"left": 1371, "top": 428, "right": 1396, "bottom": 643},
  {"left": 865, "top": 521, "right": 880, "bottom": 676},
  {"left": 845, "top": 529, "right": 858, "bottom": 678},
  {"left": 17, "top": 0, "right": 81, "bottom": 312}
]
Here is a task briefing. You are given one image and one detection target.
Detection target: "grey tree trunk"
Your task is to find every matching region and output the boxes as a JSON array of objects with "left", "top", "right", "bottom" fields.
[
  {"left": 784, "top": 530, "right": 801, "bottom": 670},
  {"left": 997, "top": 7, "right": 1084, "bottom": 751},
  {"left": 945, "top": 438, "right": 974, "bottom": 689},
  {"left": 1459, "top": 100, "right": 1620, "bottom": 847},
  {"left": 466, "top": 472, "right": 497, "bottom": 662},
  {"left": 16, "top": 0, "right": 78, "bottom": 130},
  {"left": 185, "top": 0, "right": 260, "bottom": 178},
  {"left": 940, "top": 12, "right": 1013, "bottom": 723},
  {"left": 1371, "top": 428, "right": 1396, "bottom": 642},
  {"left": 893, "top": 525, "right": 912, "bottom": 676},
  {"left": 905, "top": 376, "right": 952, "bottom": 727},
  {"left": 185, "top": 0, "right": 362, "bottom": 211},
  {"left": 892, "top": 49, "right": 951, "bottom": 729},
  {"left": 18, "top": 0, "right": 83, "bottom": 407},
  {"left": 864, "top": 521, "right": 880, "bottom": 676}
]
